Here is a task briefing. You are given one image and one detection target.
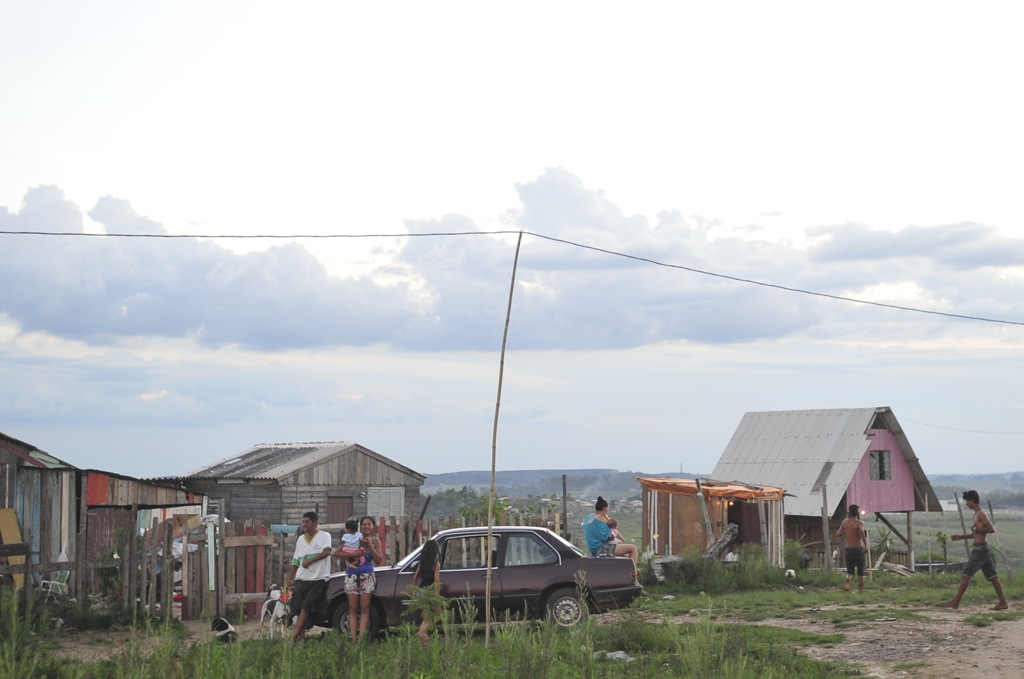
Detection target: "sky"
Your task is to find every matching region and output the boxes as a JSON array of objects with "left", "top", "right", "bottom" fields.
[{"left": 2, "top": 2, "right": 1023, "bottom": 481}]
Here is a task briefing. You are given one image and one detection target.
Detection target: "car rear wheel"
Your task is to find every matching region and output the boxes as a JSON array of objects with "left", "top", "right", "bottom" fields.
[
  {"left": 545, "top": 587, "right": 587, "bottom": 627},
  {"left": 331, "top": 600, "right": 382, "bottom": 638}
]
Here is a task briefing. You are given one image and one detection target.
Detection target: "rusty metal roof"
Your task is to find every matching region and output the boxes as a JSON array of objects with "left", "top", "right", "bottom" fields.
[
  {"left": 637, "top": 477, "right": 787, "bottom": 501},
  {"left": 0, "top": 430, "right": 78, "bottom": 469}
]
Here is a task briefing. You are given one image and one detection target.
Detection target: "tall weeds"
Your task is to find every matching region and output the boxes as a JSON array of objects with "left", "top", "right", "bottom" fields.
[{"left": 0, "top": 584, "right": 867, "bottom": 678}]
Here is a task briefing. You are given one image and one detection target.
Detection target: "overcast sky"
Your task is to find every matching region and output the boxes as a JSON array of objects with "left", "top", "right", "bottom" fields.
[{"left": 2, "top": 2, "right": 1023, "bottom": 481}]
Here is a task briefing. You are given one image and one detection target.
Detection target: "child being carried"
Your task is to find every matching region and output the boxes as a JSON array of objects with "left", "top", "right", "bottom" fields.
[
  {"left": 607, "top": 518, "right": 624, "bottom": 545},
  {"left": 339, "top": 518, "right": 366, "bottom": 567}
]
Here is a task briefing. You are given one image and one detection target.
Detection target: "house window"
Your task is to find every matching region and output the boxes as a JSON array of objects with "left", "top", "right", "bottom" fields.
[
  {"left": 870, "top": 450, "right": 891, "bottom": 481},
  {"left": 367, "top": 487, "right": 405, "bottom": 519}
]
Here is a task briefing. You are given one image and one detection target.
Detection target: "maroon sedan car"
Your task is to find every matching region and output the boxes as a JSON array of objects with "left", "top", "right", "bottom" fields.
[{"left": 320, "top": 525, "right": 641, "bottom": 636}]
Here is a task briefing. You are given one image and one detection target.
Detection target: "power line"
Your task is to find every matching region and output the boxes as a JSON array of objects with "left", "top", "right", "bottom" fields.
[
  {"left": 0, "top": 229, "right": 513, "bottom": 239},
  {"left": 3, "top": 227, "right": 1023, "bottom": 327},
  {"left": 901, "top": 418, "right": 1024, "bottom": 436},
  {"left": 525, "top": 232, "right": 1024, "bottom": 327}
]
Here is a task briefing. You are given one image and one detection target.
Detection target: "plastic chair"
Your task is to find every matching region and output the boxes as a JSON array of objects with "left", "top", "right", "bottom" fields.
[{"left": 40, "top": 569, "right": 70, "bottom": 602}]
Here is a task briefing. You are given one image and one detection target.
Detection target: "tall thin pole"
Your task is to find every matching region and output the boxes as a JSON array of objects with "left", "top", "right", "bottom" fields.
[
  {"left": 954, "top": 492, "right": 972, "bottom": 560},
  {"left": 485, "top": 230, "right": 524, "bottom": 646}
]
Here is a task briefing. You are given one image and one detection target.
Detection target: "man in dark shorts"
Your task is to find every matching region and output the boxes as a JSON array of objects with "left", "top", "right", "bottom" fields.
[
  {"left": 942, "top": 490, "right": 1009, "bottom": 610},
  {"left": 834, "top": 504, "right": 867, "bottom": 593},
  {"left": 286, "top": 511, "right": 333, "bottom": 643}
]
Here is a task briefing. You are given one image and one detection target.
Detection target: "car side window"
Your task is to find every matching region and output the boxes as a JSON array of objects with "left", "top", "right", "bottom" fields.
[
  {"left": 504, "top": 533, "right": 559, "bottom": 567},
  {"left": 441, "top": 535, "right": 499, "bottom": 569}
]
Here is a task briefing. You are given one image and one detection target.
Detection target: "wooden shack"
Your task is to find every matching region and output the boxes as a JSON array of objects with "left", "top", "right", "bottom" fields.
[
  {"left": 639, "top": 477, "right": 787, "bottom": 567},
  {"left": 178, "top": 441, "right": 426, "bottom": 525}
]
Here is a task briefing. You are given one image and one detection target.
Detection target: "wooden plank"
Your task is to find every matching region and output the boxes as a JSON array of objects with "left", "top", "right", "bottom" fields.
[
  {"left": 0, "top": 508, "right": 27, "bottom": 589},
  {"left": 162, "top": 521, "right": 174, "bottom": 618},
  {"left": 181, "top": 526, "right": 193, "bottom": 620},
  {"left": 224, "top": 592, "right": 273, "bottom": 605},
  {"left": 216, "top": 506, "right": 226, "bottom": 617},
  {"left": 227, "top": 521, "right": 241, "bottom": 617},
  {"left": 255, "top": 523, "right": 267, "bottom": 603},
  {"left": 0, "top": 557, "right": 120, "bottom": 575},
  {"left": 881, "top": 561, "right": 915, "bottom": 576},
  {"left": 147, "top": 517, "right": 158, "bottom": 614},
  {"left": 244, "top": 521, "right": 256, "bottom": 617},
  {"left": 0, "top": 543, "right": 29, "bottom": 557}
]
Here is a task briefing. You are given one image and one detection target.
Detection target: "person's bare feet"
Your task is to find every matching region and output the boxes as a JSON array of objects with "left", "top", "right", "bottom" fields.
[
  {"left": 991, "top": 603, "right": 1009, "bottom": 610},
  {"left": 940, "top": 601, "right": 959, "bottom": 609}
]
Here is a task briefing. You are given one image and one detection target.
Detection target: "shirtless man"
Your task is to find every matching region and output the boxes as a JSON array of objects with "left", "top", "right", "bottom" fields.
[
  {"left": 942, "top": 490, "right": 1009, "bottom": 610},
  {"left": 834, "top": 504, "right": 867, "bottom": 593}
]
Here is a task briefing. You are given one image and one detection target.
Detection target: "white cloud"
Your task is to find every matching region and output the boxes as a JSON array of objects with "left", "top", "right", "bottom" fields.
[{"left": 2, "top": 2, "right": 1023, "bottom": 479}]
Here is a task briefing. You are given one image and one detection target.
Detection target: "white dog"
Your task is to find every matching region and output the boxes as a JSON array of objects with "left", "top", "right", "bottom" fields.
[{"left": 259, "top": 584, "right": 289, "bottom": 638}]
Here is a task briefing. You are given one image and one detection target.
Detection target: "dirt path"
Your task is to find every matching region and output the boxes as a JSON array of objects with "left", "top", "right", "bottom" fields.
[{"left": 711, "top": 604, "right": 1024, "bottom": 679}]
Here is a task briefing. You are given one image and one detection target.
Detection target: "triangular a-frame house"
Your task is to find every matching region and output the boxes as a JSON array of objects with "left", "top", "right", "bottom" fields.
[{"left": 711, "top": 407, "right": 941, "bottom": 569}]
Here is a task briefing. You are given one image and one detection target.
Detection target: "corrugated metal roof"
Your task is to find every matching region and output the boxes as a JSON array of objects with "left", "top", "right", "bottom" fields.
[
  {"left": 0, "top": 430, "right": 78, "bottom": 469},
  {"left": 711, "top": 407, "right": 941, "bottom": 517},
  {"left": 180, "top": 441, "right": 426, "bottom": 481}
]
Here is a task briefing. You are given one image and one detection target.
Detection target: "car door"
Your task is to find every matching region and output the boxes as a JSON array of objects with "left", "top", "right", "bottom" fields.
[
  {"left": 437, "top": 532, "right": 501, "bottom": 621},
  {"left": 499, "top": 531, "right": 564, "bottom": 618}
]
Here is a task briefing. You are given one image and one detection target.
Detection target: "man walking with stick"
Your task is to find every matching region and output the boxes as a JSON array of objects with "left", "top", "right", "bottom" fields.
[{"left": 942, "top": 490, "right": 1009, "bottom": 610}]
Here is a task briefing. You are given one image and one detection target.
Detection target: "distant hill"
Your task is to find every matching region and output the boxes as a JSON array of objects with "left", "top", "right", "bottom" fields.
[
  {"left": 929, "top": 472, "right": 1024, "bottom": 496},
  {"left": 423, "top": 470, "right": 1024, "bottom": 498},
  {"left": 422, "top": 469, "right": 706, "bottom": 495}
]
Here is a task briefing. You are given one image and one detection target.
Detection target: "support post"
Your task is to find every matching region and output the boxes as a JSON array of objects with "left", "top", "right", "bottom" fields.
[
  {"left": 819, "top": 485, "right": 832, "bottom": 571},
  {"left": 954, "top": 492, "right": 971, "bottom": 560}
]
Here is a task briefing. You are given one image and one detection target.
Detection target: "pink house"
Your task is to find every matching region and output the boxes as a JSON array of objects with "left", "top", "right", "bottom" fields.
[{"left": 712, "top": 407, "right": 941, "bottom": 569}]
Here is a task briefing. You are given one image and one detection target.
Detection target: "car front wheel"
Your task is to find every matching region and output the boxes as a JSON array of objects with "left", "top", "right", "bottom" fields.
[
  {"left": 331, "top": 599, "right": 382, "bottom": 638},
  {"left": 545, "top": 587, "right": 587, "bottom": 627}
]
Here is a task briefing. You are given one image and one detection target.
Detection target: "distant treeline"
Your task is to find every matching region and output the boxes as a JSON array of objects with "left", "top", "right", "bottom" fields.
[
  {"left": 423, "top": 469, "right": 700, "bottom": 499},
  {"left": 420, "top": 478, "right": 645, "bottom": 519},
  {"left": 930, "top": 472, "right": 1024, "bottom": 495},
  {"left": 931, "top": 487, "right": 1024, "bottom": 508}
]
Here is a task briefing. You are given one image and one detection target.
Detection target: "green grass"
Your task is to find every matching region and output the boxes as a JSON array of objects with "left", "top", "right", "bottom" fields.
[
  {"left": 2, "top": 587, "right": 867, "bottom": 679},
  {"left": 5, "top": 553, "right": 1023, "bottom": 679}
]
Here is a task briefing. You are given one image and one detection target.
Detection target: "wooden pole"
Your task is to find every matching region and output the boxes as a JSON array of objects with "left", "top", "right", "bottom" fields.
[
  {"left": 217, "top": 500, "right": 227, "bottom": 617},
  {"left": 562, "top": 475, "right": 568, "bottom": 540},
  {"left": 147, "top": 517, "right": 159, "bottom": 614},
  {"left": 987, "top": 499, "right": 1011, "bottom": 577},
  {"left": 126, "top": 503, "right": 138, "bottom": 613},
  {"left": 485, "top": 229, "right": 523, "bottom": 647},
  {"left": 906, "top": 511, "right": 915, "bottom": 571},
  {"left": 819, "top": 485, "right": 832, "bottom": 571},
  {"left": 76, "top": 477, "right": 88, "bottom": 613},
  {"left": 953, "top": 492, "right": 971, "bottom": 560},
  {"left": 694, "top": 479, "right": 714, "bottom": 550}
]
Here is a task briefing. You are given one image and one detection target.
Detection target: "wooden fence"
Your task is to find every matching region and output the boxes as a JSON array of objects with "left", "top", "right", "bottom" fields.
[{"left": 1, "top": 510, "right": 566, "bottom": 621}]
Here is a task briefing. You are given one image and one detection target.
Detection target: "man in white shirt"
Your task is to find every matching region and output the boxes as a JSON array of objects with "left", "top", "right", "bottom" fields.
[{"left": 287, "top": 511, "right": 333, "bottom": 643}]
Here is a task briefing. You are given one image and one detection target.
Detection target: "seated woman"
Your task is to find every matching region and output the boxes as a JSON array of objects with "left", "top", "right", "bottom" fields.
[{"left": 582, "top": 496, "right": 639, "bottom": 577}]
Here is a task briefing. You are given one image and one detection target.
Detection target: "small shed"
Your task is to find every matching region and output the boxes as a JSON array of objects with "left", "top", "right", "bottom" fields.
[
  {"left": 711, "top": 406, "right": 942, "bottom": 569},
  {"left": 1, "top": 429, "right": 203, "bottom": 592},
  {"left": 178, "top": 441, "right": 426, "bottom": 525},
  {"left": 638, "top": 477, "right": 787, "bottom": 567}
]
